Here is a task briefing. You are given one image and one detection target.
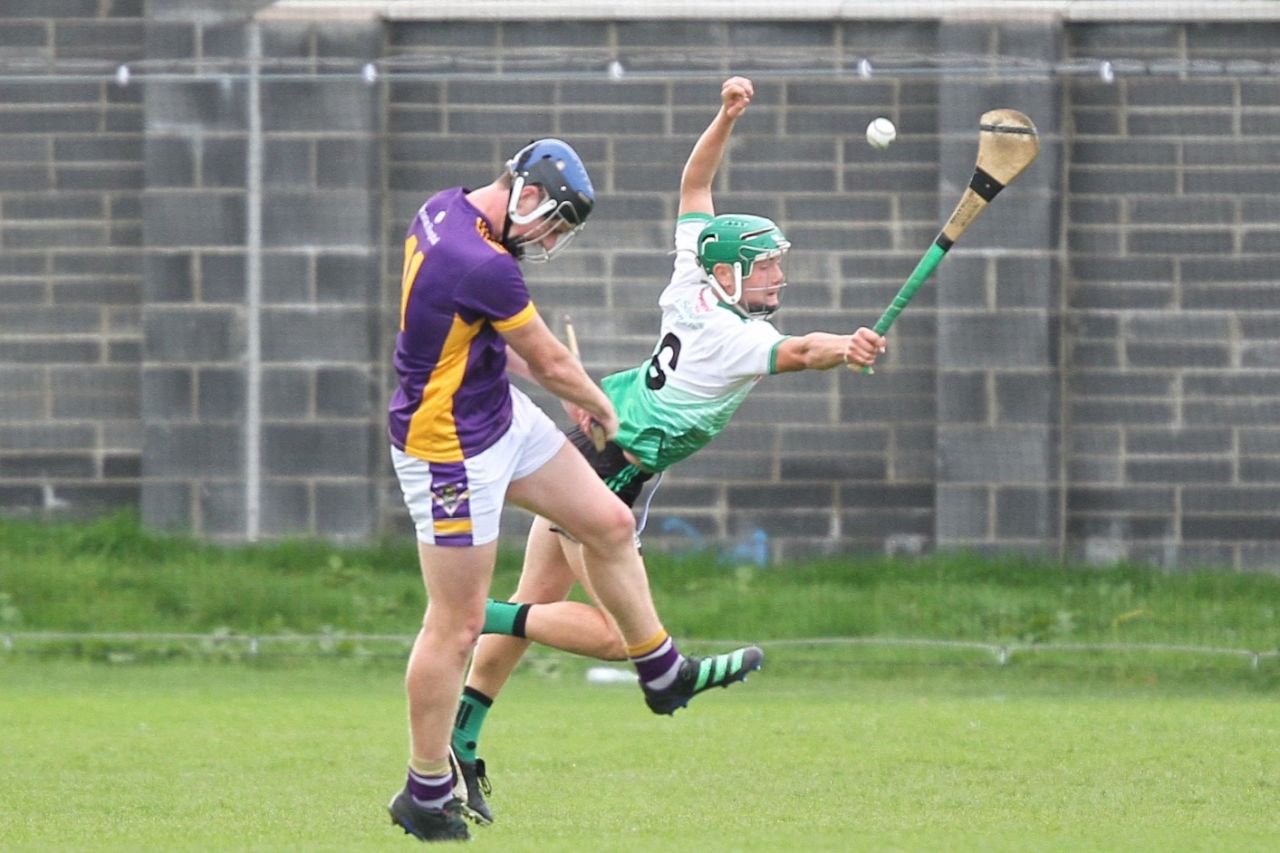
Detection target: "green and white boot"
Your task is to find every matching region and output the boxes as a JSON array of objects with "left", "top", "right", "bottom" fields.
[{"left": 642, "top": 646, "right": 764, "bottom": 715}]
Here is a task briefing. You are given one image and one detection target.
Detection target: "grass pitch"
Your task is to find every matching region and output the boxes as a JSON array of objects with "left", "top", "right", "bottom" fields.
[
  {"left": 3, "top": 655, "right": 1277, "bottom": 852},
  {"left": 2, "top": 516, "right": 1277, "bottom": 849},
  {"left": 4, "top": 512, "right": 1280, "bottom": 653}
]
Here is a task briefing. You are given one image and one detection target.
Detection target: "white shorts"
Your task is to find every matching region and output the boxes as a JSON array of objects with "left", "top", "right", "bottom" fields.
[{"left": 392, "top": 386, "right": 565, "bottom": 546}]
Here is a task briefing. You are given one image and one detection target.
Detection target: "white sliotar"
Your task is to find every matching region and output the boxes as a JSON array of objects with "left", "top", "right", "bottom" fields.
[{"left": 866, "top": 117, "right": 896, "bottom": 149}]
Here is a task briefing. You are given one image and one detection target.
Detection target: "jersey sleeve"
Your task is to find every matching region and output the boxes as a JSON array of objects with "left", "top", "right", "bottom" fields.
[
  {"left": 457, "top": 254, "right": 536, "bottom": 331},
  {"left": 717, "top": 319, "right": 789, "bottom": 379},
  {"left": 659, "top": 213, "right": 713, "bottom": 306}
]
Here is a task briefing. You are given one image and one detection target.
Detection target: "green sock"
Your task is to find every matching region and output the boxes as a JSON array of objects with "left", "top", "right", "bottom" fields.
[
  {"left": 481, "top": 598, "right": 531, "bottom": 637},
  {"left": 452, "top": 686, "right": 493, "bottom": 763}
]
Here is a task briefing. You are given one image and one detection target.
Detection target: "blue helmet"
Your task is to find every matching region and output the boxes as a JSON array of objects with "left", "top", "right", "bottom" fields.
[{"left": 504, "top": 138, "right": 595, "bottom": 262}]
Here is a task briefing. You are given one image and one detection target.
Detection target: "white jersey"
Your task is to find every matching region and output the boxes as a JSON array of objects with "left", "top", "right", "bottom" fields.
[{"left": 602, "top": 212, "right": 789, "bottom": 472}]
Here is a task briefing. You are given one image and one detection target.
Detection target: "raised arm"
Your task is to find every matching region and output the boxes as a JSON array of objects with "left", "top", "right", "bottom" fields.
[{"left": 678, "top": 76, "right": 754, "bottom": 218}]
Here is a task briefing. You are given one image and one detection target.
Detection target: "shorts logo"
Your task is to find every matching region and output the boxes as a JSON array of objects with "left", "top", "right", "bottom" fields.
[{"left": 432, "top": 483, "right": 469, "bottom": 517}]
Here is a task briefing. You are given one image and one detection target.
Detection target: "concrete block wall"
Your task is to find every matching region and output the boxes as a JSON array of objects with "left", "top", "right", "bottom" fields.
[
  {"left": 141, "top": 8, "right": 382, "bottom": 539},
  {"left": 933, "top": 23, "right": 1065, "bottom": 560},
  {"left": 375, "top": 19, "right": 961, "bottom": 560},
  {"left": 3, "top": 2, "right": 1280, "bottom": 571},
  {"left": 1062, "top": 21, "right": 1280, "bottom": 571},
  {"left": 0, "top": 2, "right": 147, "bottom": 518}
]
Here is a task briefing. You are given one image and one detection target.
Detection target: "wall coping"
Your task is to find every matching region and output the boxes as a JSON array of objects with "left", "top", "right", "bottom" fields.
[{"left": 258, "top": 0, "right": 1280, "bottom": 22}]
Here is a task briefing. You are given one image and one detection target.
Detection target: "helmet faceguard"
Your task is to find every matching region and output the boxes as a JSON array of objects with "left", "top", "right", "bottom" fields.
[
  {"left": 503, "top": 138, "right": 595, "bottom": 262},
  {"left": 738, "top": 274, "right": 788, "bottom": 319},
  {"left": 696, "top": 214, "right": 791, "bottom": 318}
]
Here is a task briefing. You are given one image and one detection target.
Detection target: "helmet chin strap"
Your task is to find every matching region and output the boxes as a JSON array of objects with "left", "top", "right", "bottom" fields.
[
  {"left": 708, "top": 261, "right": 783, "bottom": 318},
  {"left": 708, "top": 262, "right": 746, "bottom": 309},
  {"left": 500, "top": 180, "right": 518, "bottom": 254},
  {"left": 502, "top": 176, "right": 556, "bottom": 255}
]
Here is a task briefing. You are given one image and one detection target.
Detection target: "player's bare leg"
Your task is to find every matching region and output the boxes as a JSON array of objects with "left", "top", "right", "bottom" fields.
[
  {"left": 468, "top": 518, "right": 582, "bottom": 702},
  {"left": 470, "top": 519, "right": 623, "bottom": 703},
  {"left": 520, "top": 595, "right": 624, "bottom": 658},
  {"left": 497, "top": 520, "right": 626, "bottom": 660},
  {"left": 454, "top": 516, "right": 624, "bottom": 823},
  {"left": 391, "top": 541, "right": 494, "bottom": 841},
  {"left": 506, "top": 443, "right": 663, "bottom": 645},
  {"left": 508, "top": 443, "right": 763, "bottom": 714},
  {"left": 452, "top": 446, "right": 762, "bottom": 826},
  {"left": 548, "top": 532, "right": 627, "bottom": 657},
  {"left": 459, "top": 444, "right": 648, "bottom": 822},
  {"left": 452, "top": 517, "right": 601, "bottom": 823},
  {"left": 407, "top": 541, "right": 494, "bottom": 767}
]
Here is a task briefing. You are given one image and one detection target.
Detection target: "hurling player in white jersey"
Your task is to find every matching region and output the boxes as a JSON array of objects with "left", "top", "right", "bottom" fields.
[{"left": 448, "top": 77, "right": 886, "bottom": 822}]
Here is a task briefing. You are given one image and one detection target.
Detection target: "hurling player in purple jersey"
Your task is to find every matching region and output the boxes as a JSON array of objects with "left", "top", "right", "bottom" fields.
[
  {"left": 386, "top": 139, "right": 764, "bottom": 842},
  {"left": 447, "top": 77, "right": 885, "bottom": 827}
]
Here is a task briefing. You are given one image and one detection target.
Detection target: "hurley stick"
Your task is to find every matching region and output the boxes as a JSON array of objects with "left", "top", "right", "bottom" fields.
[
  {"left": 563, "top": 314, "right": 608, "bottom": 451},
  {"left": 857, "top": 108, "right": 1040, "bottom": 374}
]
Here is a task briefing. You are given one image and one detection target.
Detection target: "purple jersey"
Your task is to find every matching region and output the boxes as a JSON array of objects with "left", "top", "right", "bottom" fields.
[{"left": 388, "top": 187, "right": 537, "bottom": 462}]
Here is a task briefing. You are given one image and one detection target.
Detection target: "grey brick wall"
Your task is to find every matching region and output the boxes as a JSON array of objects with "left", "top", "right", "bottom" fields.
[
  {"left": 0, "top": 2, "right": 147, "bottom": 518},
  {"left": 1062, "top": 21, "right": 1280, "bottom": 571},
  {"left": 140, "top": 8, "right": 380, "bottom": 539},
  {"left": 3, "top": 3, "right": 1280, "bottom": 571}
]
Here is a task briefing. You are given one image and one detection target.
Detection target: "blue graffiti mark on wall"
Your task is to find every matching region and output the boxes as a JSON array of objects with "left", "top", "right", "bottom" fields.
[
  {"left": 658, "top": 517, "right": 769, "bottom": 566},
  {"left": 659, "top": 517, "right": 704, "bottom": 550},
  {"left": 726, "top": 528, "right": 769, "bottom": 567}
]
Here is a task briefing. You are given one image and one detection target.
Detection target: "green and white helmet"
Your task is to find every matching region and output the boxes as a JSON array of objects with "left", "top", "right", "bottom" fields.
[{"left": 696, "top": 214, "right": 791, "bottom": 314}]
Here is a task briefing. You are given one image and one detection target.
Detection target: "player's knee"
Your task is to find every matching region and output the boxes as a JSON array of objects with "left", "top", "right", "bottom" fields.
[
  {"left": 583, "top": 500, "right": 636, "bottom": 551},
  {"left": 460, "top": 617, "right": 483, "bottom": 648},
  {"left": 421, "top": 610, "right": 484, "bottom": 658}
]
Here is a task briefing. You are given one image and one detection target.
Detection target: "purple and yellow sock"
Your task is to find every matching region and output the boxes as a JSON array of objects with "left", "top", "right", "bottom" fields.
[
  {"left": 406, "top": 756, "right": 454, "bottom": 811},
  {"left": 627, "top": 629, "right": 683, "bottom": 690}
]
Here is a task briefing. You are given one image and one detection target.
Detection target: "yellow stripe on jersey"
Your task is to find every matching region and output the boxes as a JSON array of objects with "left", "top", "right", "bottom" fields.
[
  {"left": 433, "top": 518, "right": 473, "bottom": 535},
  {"left": 475, "top": 217, "right": 509, "bottom": 254},
  {"left": 400, "top": 234, "right": 425, "bottom": 332},
  {"left": 492, "top": 301, "right": 537, "bottom": 333},
  {"left": 404, "top": 313, "right": 483, "bottom": 461}
]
